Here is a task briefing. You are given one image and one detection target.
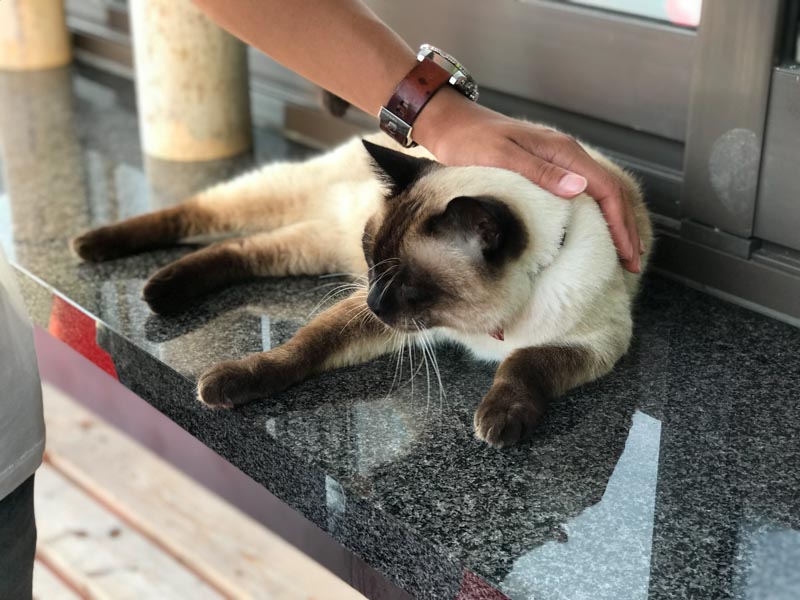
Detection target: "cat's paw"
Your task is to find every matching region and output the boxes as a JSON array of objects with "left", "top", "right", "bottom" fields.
[
  {"left": 474, "top": 383, "right": 543, "bottom": 448},
  {"left": 197, "top": 354, "right": 295, "bottom": 408},
  {"left": 142, "top": 263, "right": 197, "bottom": 314},
  {"left": 71, "top": 226, "right": 126, "bottom": 262},
  {"left": 197, "top": 360, "right": 262, "bottom": 408}
]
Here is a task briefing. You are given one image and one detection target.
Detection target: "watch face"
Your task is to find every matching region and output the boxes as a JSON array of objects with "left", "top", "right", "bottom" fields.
[
  {"left": 418, "top": 45, "right": 479, "bottom": 102},
  {"left": 420, "top": 45, "right": 465, "bottom": 74}
]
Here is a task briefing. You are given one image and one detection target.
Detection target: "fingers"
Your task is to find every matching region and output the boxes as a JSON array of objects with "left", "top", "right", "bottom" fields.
[
  {"left": 619, "top": 203, "right": 642, "bottom": 273},
  {"left": 508, "top": 147, "right": 588, "bottom": 199},
  {"left": 514, "top": 131, "right": 641, "bottom": 272},
  {"left": 433, "top": 112, "right": 642, "bottom": 272},
  {"left": 515, "top": 154, "right": 640, "bottom": 271},
  {"left": 592, "top": 185, "right": 641, "bottom": 273}
]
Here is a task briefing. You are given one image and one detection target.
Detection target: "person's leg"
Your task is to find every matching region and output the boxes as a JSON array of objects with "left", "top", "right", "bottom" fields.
[{"left": 0, "top": 475, "right": 37, "bottom": 599}]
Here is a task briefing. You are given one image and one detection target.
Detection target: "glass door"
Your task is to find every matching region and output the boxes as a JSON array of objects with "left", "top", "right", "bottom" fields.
[
  {"left": 560, "top": 0, "right": 701, "bottom": 26},
  {"left": 754, "top": 4, "right": 800, "bottom": 255},
  {"left": 367, "top": 0, "right": 699, "bottom": 142},
  {"left": 368, "top": 0, "right": 799, "bottom": 321}
]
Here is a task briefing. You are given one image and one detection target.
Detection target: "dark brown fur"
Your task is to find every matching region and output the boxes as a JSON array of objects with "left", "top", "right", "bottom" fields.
[
  {"left": 71, "top": 201, "right": 215, "bottom": 262},
  {"left": 142, "top": 238, "right": 255, "bottom": 314},
  {"left": 198, "top": 294, "right": 391, "bottom": 407},
  {"left": 76, "top": 203, "right": 348, "bottom": 314},
  {"left": 474, "top": 346, "right": 594, "bottom": 447}
]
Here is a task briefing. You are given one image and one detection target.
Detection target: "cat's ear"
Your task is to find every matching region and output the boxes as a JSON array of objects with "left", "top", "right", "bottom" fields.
[
  {"left": 433, "top": 196, "right": 526, "bottom": 262},
  {"left": 362, "top": 140, "right": 435, "bottom": 197}
]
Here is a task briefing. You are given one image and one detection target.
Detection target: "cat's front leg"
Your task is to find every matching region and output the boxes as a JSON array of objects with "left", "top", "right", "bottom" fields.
[
  {"left": 197, "top": 293, "right": 393, "bottom": 407},
  {"left": 474, "top": 346, "right": 597, "bottom": 448}
]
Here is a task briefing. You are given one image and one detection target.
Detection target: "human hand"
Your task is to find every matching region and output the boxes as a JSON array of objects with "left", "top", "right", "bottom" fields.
[{"left": 414, "top": 88, "right": 642, "bottom": 273}]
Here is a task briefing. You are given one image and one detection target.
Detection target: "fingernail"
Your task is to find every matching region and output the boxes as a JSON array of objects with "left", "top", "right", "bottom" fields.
[
  {"left": 623, "top": 242, "right": 634, "bottom": 262},
  {"left": 557, "top": 173, "right": 587, "bottom": 196},
  {"left": 639, "top": 240, "right": 645, "bottom": 255}
]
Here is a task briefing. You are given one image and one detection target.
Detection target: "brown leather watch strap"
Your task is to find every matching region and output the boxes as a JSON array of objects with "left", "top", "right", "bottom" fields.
[{"left": 380, "top": 58, "right": 451, "bottom": 147}]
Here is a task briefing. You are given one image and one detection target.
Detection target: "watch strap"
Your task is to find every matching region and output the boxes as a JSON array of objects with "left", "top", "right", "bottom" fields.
[{"left": 379, "top": 58, "right": 451, "bottom": 147}]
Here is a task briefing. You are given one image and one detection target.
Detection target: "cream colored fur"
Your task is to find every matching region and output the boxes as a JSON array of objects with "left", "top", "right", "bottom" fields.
[{"left": 191, "top": 132, "right": 651, "bottom": 380}]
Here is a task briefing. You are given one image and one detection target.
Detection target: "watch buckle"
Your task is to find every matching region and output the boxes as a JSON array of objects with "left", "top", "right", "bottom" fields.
[{"left": 379, "top": 107, "right": 416, "bottom": 148}]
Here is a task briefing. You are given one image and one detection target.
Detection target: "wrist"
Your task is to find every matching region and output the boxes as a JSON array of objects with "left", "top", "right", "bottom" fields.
[
  {"left": 411, "top": 86, "right": 478, "bottom": 156},
  {"left": 378, "top": 44, "right": 480, "bottom": 152}
]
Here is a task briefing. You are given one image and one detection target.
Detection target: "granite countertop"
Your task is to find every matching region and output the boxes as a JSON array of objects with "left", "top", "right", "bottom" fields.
[{"left": 2, "top": 65, "right": 799, "bottom": 600}]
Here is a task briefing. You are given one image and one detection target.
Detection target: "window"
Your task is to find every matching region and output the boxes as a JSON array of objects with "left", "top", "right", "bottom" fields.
[{"left": 561, "top": 0, "right": 701, "bottom": 27}]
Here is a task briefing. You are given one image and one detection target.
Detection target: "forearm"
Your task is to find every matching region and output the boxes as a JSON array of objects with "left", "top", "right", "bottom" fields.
[
  {"left": 193, "top": 0, "right": 641, "bottom": 269},
  {"left": 192, "top": 0, "right": 417, "bottom": 117}
]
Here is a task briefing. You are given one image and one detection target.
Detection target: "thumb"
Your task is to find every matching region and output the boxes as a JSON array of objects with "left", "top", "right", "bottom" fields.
[{"left": 513, "top": 151, "right": 587, "bottom": 198}]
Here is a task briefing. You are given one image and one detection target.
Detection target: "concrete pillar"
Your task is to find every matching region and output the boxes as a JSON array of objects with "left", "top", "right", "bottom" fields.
[
  {"left": 130, "top": 0, "right": 252, "bottom": 161},
  {"left": 144, "top": 154, "right": 250, "bottom": 209},
  {"left": 0, "top": 0, "right": 71, "bottom": 71}
]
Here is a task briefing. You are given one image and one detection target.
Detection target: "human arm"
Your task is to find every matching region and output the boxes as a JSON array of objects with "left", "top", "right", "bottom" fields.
[{"left": 192, "top": 0, "right": 641, "bottom": 271}]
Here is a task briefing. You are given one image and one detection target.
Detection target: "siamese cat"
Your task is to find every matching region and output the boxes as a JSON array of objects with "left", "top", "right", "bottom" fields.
[{"left": 72, "top": 133, "right": 652, "bottom": 447}]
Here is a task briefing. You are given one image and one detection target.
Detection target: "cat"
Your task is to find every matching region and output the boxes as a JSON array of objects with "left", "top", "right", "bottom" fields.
[{"left": 71, "top": 132, "right": 652, "bottom": 447}]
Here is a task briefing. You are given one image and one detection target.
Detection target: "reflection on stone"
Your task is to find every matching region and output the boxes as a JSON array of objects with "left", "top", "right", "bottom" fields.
[
  {"left": 260, "top": 315, "right": 272, "bottom": 351},
  {"left": 0, "top": 67, "right": 87, "bottom": 249},
  {"left": 502, "top": 411, "right": 661, "bottom": 600},
  {"left": 734, "top": 524, "right": 800, "bottom": 599}
]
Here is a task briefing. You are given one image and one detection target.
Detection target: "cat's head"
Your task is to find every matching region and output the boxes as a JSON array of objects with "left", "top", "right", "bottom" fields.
[{"left": 361, "top": 140, "right": 536, "bottom": 335}]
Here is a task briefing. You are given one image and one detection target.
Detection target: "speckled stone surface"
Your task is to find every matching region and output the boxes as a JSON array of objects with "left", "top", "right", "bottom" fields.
[{"left": 2, "top": 65, "right": 799, "bottom": 600}]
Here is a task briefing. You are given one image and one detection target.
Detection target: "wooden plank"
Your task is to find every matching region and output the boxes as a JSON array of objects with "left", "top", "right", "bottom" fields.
[
  {"left": 32, "top": 559, "right": 83, "bottom": 600},
  {"left": 35, "top": 465, "right": 222, "bottom": 600},
  {"left": 41, "top": 382, "right": 365, "bottom": 600}
]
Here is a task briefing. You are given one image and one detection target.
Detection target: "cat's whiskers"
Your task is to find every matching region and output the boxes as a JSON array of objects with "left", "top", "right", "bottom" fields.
[
  {"left": 405, "top": 332, "right": 426, "bottom": 396},
  {"left": 366, "top": 263, "right": 399, "bottom": 302},
  {"left": 419, "top": 325, "right": 446, "bottom": 411},
  {"left": 341, "top": 289, "right": 372, "bottom": 312},
  {"left": 370, "top": 262, "right": 398, "bottom": 286},
  {"left": 340, "top": 304, "right": 372, "bottom": 334},
  {"left": 397, "top": 331, "right": 405, "bottom": 396},
  {"left": 367, "top": 257, "right": 399, "bottom": 276},
  {"left": 376, "top": 268, "right": 401, "bottom": 306},
  {"left": 407, "top": 335, "right": 414, "bottom": 400},
  {"left": 413, "top": 320, "right": 432, "bottom": 417},
  {"left": 307, "top": 281, "right": 366, "bottom": 318},
  {"left": 384, "top": 331, "right": 406, "bottom": 401},
  {"left": 366, "top": 260, "right": 398, "bottom": 292}
]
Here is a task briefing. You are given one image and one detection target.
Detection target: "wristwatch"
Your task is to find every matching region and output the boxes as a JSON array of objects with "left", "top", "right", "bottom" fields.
[
  {"left": 379, "top": 45, "right": 479, "bottom": 148},
  {"left": 418, "top": 44, "right": 479, "bottom": 102}
]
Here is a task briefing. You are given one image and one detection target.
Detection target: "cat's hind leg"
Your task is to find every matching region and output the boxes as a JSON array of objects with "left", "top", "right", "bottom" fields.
[
  {"left": 197, "top": 293, "right": 396, "bottom": 407},
  {"left": 72, "top": 139, "right": 373, "bottom": 262},
  {"left": 71, "top": 199, "right": 225, "bottom": 262},
  {"left": 70, "top": 176, "right": 311, "bottom": 263},
  {"left": 142, "top": 220, "right": 365, "bottom": 314}
]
